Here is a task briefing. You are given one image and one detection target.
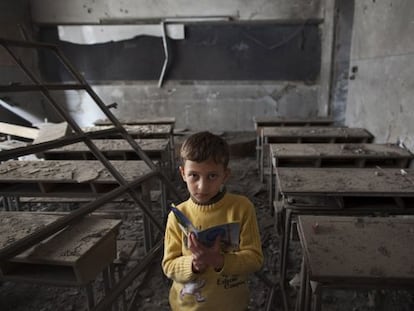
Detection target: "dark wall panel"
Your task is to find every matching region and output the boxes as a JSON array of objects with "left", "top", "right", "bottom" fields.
[{"left": 39, "top": 23, "right": 321, "bottom": 82}]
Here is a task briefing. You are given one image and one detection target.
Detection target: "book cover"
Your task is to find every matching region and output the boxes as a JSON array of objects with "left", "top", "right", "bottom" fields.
[{"left": 170, "top": 205, "right": 240, "bottom": 252}]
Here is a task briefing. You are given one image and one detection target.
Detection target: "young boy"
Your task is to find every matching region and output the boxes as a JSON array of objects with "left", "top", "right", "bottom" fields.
[{"left": 162, "top": 131, "right": 263, "bottom": 311}]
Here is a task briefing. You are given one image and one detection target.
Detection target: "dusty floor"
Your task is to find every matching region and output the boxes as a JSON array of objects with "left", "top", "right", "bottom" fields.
[{"left": 1, "top": 155, "right": 414, "bottom": 310}]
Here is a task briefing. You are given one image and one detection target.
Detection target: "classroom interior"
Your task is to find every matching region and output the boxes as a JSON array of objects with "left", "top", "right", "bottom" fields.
[{"left": 0, "top": 1, "right": 414, "bottom": 310}]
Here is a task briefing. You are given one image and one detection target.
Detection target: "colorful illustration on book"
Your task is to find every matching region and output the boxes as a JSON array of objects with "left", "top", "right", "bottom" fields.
[{"left": 171, "top": 204, "right": 240, "bottom": 252}]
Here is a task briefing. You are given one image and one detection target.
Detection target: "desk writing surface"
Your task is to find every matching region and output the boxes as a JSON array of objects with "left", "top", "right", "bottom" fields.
[
  {"left": 270, "top": 143, "right": 412, "bottom": 159},
  {"left": 276, "top": 167, "right": 414, "bottom": 196},
  {"left": 44, "top": 139, "right": 169, "bottom": 153},
  {"left": 0, "top": 212, "right": 122, "bottom": 285},
  {"left": 0, "top": 212, "right": 121, "bottom": 265},
  {"left": 0, "top": 212, "right": 59, "bottom": 251},
  {"left": 263, "top": 127, "right": 372, "bottom": 139},
  {"left": 297, "top": 215, "right": 414, "bottom": 283},
  {"left": 12, "top": 216, "right": 121, "bottom": 265},
  {"left": 0, "top": 160, "right": 152, "bottom": 197},
  {"left": 83, "top": 124, "right": 172, "bottom": 136},
  {"left": 0, "top": 160, "right": 151, "bottom": 183}
]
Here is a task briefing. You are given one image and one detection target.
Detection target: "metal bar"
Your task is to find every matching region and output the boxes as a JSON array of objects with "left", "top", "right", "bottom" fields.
[
  {"left": 52, "top": 47, "right": 157, "bottom": 170},
  {"left": 2, "top": 41, "right": 168, "bottom": 233},
  {"left": 0, "top": 84, "right": 87, "bottom": 92},
  {"left": 0, "top": 127, "right": 120, "bottom": 161},
  {"left": 0, "top": 37, "right": 58, "bottom": 49},
  {"left": 53, "top": 45, "right": 184, "bottom": 202},
  {"left": 158, "top": 21, "right": 169, "bottom": 88},
  {"left": 91, "top": 240, "right": 163, "bottom": 311}
]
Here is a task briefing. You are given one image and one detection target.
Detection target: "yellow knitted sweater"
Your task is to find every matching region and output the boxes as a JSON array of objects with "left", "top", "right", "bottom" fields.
[{"left": 162, "top": 192, "right": 263, "bottom": 311}]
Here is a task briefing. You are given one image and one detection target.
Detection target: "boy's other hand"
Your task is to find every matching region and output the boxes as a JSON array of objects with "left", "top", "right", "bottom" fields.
[{"left": 189, "top": 233, "right": 224, "bottom": 272}]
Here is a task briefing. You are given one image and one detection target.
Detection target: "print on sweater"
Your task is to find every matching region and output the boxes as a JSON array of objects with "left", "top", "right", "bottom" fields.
[{"left": 180, "top": 279, "right": 206, "bottom": 302}]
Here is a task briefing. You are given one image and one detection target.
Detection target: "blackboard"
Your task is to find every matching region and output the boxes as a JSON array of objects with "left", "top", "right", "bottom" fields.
[{"left": 39, "top": 23, "right": 321, "bottom": 82}]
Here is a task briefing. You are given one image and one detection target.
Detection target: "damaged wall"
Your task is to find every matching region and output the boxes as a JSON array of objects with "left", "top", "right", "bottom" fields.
[
  {"left": 30, "top": 0, "right": 323, "bottom": 23},
  {"left": 91, "top": 82, "right": 319, "bottom": 131},
  {"left": 345, "top": 0, "right": 414, "bottom": 152},
  {"left": 2, "top": 0, "right": 329, "bottom": 130},
  {"left": 0, "top": 0, "right": 60, "bottom": 126}
]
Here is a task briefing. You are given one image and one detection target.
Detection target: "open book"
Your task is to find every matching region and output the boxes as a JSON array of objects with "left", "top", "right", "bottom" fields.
[{"left": 170, "top": 205, "right": 240, "bottom": 252}]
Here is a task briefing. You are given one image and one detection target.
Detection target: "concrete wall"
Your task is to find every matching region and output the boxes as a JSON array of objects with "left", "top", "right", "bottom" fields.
[
  {"left": 85, "top": 82, "right": 318, "bottom": 130},
  {"left": 30, "top": 0, "right": 327, "bottom": 130},
  {"left": 345, "top": 0, "right": 414, "bottom": 152},
  {"left": 0, "top": 0, "right": 60, "bottom": 126},
  {"left": 30, "top": 0, "right": 323, "bottom": 23},
  {"left": 2, "top": 0, "right": 330, "bottom": 131}
]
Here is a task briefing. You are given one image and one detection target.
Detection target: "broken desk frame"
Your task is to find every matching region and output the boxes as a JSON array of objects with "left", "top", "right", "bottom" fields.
[{"left": 0, "top": 37, "right": 183, "bottom": 311}]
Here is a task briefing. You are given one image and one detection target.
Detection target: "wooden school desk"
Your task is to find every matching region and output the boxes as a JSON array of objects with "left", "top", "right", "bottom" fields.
[
  {"left": 259, "top": 126, "right": 373, "bottom": 182},
  {"left": 85, "top": 123, "right": 176, "bottom": 172},
  {"left": 273, "top": 167, "right": 414, "bottom": 309},
  {"left": 0, "top": 212, "right": 122, "bottom": 310},
  {"left": 252, "top": 116, "right": 334, "bottom": 178},
  {"left": 296, "top": 215, "right": 414, "bottom": 311},
  {"left": 0, "top": 160, "right": 157, "bottom": 252},
  {"left": 268, "top": 143, "right": 413, "bottom": 208},
  {"left": 41, "top": 138, "right": 171, "bottom": 173}
]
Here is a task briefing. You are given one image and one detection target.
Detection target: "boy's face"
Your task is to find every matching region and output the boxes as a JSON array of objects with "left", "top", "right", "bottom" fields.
[{"left": 179, "top": 157, "right": 230, "bottom": 204}]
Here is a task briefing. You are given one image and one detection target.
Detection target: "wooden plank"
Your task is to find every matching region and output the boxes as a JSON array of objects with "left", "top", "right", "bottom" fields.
[
  {"left": 269, "top": 144, "right": 414, "bottom": 166},
  {"left": 271, "top": 143, "right": 411, "bottom": 159},
  {"left": 83, "top": 124, "right": 173, "bottom": 138},
  {"left": 276, "top": 167, "right": 414, "bottom": 196},
  {"left": 44, "top": 138, "right": 169, "bottom": 153},
  {"left": 94, "top": 117, "right": 176, "bottom": 126},
  {"left": 33, "top": 122, "right": 70, "bottom": 144},
  {"left": 263, "top": 127, "right": 373, "bottom": 142},
  {"left": 253, "top": 116, "right": 334, "bottom": 129},
  {"left": 297, "top": 215, "right": 414, "bottom": 284},
  {"left": 0, "top": 122, "right": 39, "bottom": 140},
  {"left": 0, "top": 140, "right": 28, "bottom": 151}
]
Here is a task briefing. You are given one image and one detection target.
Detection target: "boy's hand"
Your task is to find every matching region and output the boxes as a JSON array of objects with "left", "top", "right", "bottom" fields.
[{"left": 188, "top": 233, "right": 224, "bottom": 272}]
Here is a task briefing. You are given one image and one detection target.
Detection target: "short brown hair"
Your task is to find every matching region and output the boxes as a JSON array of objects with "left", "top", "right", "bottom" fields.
[{"left": 180, "top": 131, "right": 229, "bottom": 167}]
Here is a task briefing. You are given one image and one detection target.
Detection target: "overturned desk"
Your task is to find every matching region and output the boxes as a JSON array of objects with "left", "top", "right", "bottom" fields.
[
  {"left": 260, "top": 126, "right": 373, "bottom": 182},
  {"left": 273, "top": 167, "right": 414, "bottom": 310},
  {"left": 296, "top": 215, "right": 414, "bottom": 311},
  {"left": 0, "top": 211, "right": 122, "bottom": 309},
  {"left": 268, "top": 143, "right": 413, "bottom": 207}
]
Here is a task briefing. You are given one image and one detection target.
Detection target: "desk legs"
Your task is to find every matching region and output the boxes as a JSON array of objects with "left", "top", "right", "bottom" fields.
[
  {"left": 268, "top": 155, "right": 275, "bottom": 215},
  {"left": 280, "top": 209, "right": 293, "bottom": 287},
  {"left": 260, "top": 136, "right": 268, "bottom": 183},
  {"left": 297, "top": 258, "right": 312, "bottom": 311},
  {"left": 85, "top": 282, "right": 95, "bottom": 311},
  {"left": 141, "top": 182, "right": 153, "bottom": 253},
  {"left": 256, "top": 134, "right": 261, "bottom": 170}
]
